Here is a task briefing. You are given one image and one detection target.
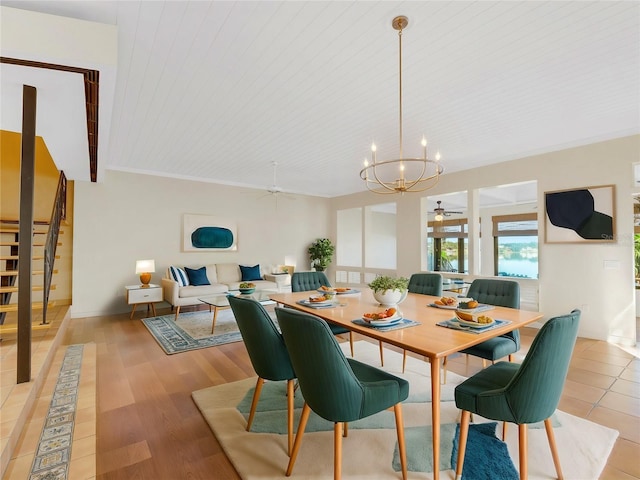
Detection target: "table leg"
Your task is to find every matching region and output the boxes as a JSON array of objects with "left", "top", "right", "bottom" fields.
[
  {"left": 129, "top": 304, "right": 137, "bottom": 320},
  {"left": 150, "top": 302, "right": 157, "bottom": 317},
  {"left": 431, "top": 357, "right": 441, "bottom": 480},
  {"left": 211, "top": 307, "right": 219, "bottom": 334}
]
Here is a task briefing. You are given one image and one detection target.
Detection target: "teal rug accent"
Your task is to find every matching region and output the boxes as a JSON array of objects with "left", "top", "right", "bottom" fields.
[
  {"left": 451, "top": 422, "right": 519, "bottom": 480},
  {"left": 142, "top": 310, "right": 243, "bottom": 354}
]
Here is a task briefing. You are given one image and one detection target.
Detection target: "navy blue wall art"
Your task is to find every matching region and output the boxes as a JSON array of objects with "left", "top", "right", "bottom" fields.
[
  {"left": 544, "top": 185, "right": 615, "bottom": 243},
  {"left": 183, "top": 214, "right": 238, "bottom": 251}
]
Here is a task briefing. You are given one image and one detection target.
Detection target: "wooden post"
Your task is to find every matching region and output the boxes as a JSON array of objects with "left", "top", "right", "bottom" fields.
[{"left": 17, "top": 85, "right": 36, "bottom": 384}]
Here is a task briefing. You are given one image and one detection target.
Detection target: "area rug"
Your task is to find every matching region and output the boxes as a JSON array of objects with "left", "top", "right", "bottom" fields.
[
  {"left": 192, "top": 341, "right": 619, "bottom": 479},
  {"left": 142, "top": 310, "right": 243, "bottom": 354}
]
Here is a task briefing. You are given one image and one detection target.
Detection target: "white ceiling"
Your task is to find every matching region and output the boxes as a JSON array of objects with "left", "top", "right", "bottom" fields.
[{"left": 1, "top": 1, "right": 639, "bottom": 198}]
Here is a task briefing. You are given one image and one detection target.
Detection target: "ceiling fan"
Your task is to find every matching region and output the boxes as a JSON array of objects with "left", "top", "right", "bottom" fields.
[{"left": 430, "top": 201, "right": 463, "bottom": 221}]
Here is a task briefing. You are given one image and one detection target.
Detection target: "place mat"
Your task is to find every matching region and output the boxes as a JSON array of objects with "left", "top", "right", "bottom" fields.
[
  {"left": 352, "top": 318, "right": 420, "bottom": 331},
  {"left": 437, "top": 318, "right": 510, "bottom": 334},
  {"left": 297, "top": 300, "right": 343, "bottom": 309}
]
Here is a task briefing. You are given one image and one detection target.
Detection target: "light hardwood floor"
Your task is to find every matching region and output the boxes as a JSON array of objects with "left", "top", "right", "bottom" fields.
[{"left": 3, "top": 304, "right": 639, "bottom": 479}]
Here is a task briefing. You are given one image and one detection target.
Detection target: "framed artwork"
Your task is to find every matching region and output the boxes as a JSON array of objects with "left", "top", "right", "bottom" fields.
[
  {"left": 182, "top": 214, "right": 237, "bottom": 252},
  {"left": 544, "top": 185, "right": 615, "bottom": 243}
]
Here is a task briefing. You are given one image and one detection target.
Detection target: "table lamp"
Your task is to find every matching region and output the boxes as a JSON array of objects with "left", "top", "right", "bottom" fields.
[{"left": 135, "top": 259, "right": 155, "bottom": 287}]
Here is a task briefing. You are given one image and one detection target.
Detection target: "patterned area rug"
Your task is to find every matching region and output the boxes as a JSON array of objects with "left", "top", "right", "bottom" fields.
[
  {"left": 141, "top": 310, "right": 246, "bottom": 354},
  {"left": 193, "top": 341, "right": 619, "bottom": 479}
]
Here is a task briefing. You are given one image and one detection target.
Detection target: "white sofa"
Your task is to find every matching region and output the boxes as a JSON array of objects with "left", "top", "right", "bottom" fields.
[{"left": 161, "top": 263, "right": 285, "bottom": 318}]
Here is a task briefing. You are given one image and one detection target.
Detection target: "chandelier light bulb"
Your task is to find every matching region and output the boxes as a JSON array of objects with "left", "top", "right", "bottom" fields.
[
  {"left": 371, "top": 143, "right": 377, "bottom": 152},
  {"left": 364, "top": 159, "right": 369, "bottom": 167},
  {"left": 421, "top": 137, "right": 427, "bottom": 147},
  {"left": 436, "top": 151, "right": 441, "bottom": 161}
]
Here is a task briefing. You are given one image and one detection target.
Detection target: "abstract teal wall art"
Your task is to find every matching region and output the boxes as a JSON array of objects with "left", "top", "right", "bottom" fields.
[{"left": 183, "top": 214, "right": 238, "bottom": 251}]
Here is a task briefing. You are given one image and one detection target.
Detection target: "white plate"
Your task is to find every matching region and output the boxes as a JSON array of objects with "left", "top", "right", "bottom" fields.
[
  {"left": 362, "top": 312, "right": 402, "bottom": 326},
  {"left": 430, "top": 303, "right": 458, "bottom": 310},
  {"left": 301, "top": 298, "right": 336, "bottom": 307},
  {"left": 316, "top": 288, "right": 358, "bottom": 295},
  {"left": 456, "top": 317, "right": 495, "bottom": 328}
]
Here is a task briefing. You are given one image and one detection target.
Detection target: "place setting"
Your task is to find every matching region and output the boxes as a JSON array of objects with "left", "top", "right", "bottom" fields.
[{"left": 351, "top": 306, "right": 420, "bottom": 331}]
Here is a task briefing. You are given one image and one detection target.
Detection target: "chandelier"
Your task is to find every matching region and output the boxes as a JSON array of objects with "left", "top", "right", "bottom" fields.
[{"left": 360, "top": 16, "right": 444, "bottom": 194}]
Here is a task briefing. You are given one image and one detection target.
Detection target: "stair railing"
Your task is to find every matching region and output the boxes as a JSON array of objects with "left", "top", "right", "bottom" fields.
[{"left": 42, "top": 171, "right": 66, "bottom": 324}]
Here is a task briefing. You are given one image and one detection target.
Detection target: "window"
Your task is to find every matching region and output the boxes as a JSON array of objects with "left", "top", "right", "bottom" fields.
[
  {"left": 427, "top": 218, "right": 468, "bottom": 273},
  {"left": 492, "top": 214, "right": 538, "bottom": 279}
]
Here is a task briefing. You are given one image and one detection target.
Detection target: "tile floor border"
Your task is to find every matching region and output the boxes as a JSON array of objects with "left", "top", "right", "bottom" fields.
[{"left": 28, "top": 345, "right": 83, "bottom": 480}]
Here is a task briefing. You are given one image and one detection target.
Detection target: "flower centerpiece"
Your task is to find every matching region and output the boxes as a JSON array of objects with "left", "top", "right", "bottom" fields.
[{"left": 368, "top": 275, "right": 409, "bottom": 306}]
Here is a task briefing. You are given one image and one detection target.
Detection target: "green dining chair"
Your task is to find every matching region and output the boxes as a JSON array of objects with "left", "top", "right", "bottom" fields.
[
  {"left": 275, "top": 307, "right": 409, "bottom": 480},
  {"left": 454, "top": 309, "right": 581, "bottom": 480},
  {"left": 291, "top": 271, "right": 354, "bottom": 357},
  {"left": 396, "top": 273, "right": 444, "bottom": 372},
  {"left": 227, "top": 295, "right": 297, "bottom": 456},
  {"left": 459, "top": 279, "right": 521, "bottom": 367}
]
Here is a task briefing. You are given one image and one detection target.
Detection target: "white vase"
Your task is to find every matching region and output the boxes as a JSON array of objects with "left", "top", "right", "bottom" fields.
[{"left": 372, "top": 289, "right": 407, "bottom": 306}]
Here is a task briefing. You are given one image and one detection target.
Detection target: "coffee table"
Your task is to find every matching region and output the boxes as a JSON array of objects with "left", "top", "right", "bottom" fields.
[{"left": 198, "top": 289, "right": 277, "bottom": 333}]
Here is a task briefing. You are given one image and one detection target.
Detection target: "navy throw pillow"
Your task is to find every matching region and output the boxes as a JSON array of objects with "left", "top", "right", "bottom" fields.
[
  {"left": 184, "top": 266, "right": 210, "bottom": 286},
  {"left": 240, "top": 264, "right": 262, "bottom": 281}
]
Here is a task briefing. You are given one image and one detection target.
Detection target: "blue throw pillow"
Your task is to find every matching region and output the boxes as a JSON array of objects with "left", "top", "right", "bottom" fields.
[
  {"left": 168, "top": 266, "right": 189, "bottom": 287},
  {"left": 184, "top": 266, "right": 210, "bottom": 286},
  {"left": 240, "top": 264, "right": 262, "bottom": 281}
]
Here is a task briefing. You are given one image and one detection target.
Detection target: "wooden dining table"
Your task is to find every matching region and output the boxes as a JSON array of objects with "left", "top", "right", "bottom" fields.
[{"left": 270, "top": 289, "right": 543, "bottom": 480}]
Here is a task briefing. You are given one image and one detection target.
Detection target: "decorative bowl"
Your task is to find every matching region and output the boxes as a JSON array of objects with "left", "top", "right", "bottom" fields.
[
  {"left": 372, "top": 289, "right": 407, "bottom": 306},
  {"left": 239, "top": 287, "right": 256, "bottom": 294}
]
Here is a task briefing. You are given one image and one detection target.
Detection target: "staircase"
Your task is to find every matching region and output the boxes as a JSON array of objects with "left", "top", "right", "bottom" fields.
[{"left": 0, "top": 220, "right": 60, "bottom": 331}]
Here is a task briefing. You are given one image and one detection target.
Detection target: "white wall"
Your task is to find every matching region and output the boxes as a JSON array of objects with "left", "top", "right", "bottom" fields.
[
  {"left": 72, "top": 170, "right": 330, "bottom": 317},
  {"left": 331, "top": 135, "right": 640, "bottom": 346}
]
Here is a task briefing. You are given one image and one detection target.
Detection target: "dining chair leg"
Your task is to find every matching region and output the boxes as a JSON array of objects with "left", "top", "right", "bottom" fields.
[
  {"left": 544, "top": 417, "right": 564, "bottom": 480},
  {"left": 349, "top": 332, "right": 354, "bottom": 357},
  {"left": 246, "top": 377, "right": 264, "bottom": 431},
  {"left": 455, "top": 410, "right": 471, "bottom": 480},
  {"left": 394, "top": 403, "right": 408, "bottom": 480},
  {"left": 402, "top": 350, "right": 407, "bottom": 373},
  {"left": 286, "top": 379, "right": 294, "bottom": 456},
  {"left": 482, "top": 359, "right": 488, "bottom": 368},
  {"left": 379, "top": 341, "right": 384, "bottom": 366},
  {"left": 334, "top": 422, "right": 343, "bottom": 480},
  {"left": 286, "top": 403, "right": 311, "bottom": 476},
  {"left": 502, "top": 421, "right": 508, "bottom": 441},
  {"left": 343, "top": 422, "right": 348, "bottom": 437},
  {"left": 518, "top": 423, "right": 528, "bottom": 480}
]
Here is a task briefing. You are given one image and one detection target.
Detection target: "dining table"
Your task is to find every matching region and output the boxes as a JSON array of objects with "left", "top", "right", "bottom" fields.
[{"left": 270, "top": 289, "right": 543, "bottom": 480}]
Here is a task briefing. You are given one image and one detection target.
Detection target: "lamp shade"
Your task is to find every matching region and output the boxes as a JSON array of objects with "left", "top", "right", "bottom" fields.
[{"left": 135, "top": 259, "right": 155, "bottom": 274}]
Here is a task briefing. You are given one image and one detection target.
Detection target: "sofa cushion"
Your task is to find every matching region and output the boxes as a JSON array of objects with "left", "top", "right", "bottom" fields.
[
  {"left": 216, "top": 263, "right": 241, "bottom": 284},
  {"left": 168, "top": 266, "right": 189, "bottom": 286},
  {"left": 184, "top": 266, "right": 210, "bottom": 286},
  {"left": 240, "top": 264, "right": 262, "bottom": 281},
  {"left": 205, "top": 265, "right": 218, "bottom": 284}
]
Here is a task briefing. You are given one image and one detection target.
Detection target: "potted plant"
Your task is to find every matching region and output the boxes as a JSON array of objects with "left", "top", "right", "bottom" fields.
[
  {"left": 368, "top": 275, "right": 409, "bottom": 306},
  {"left": 308, "top": 238, "right": 335, "bottom": 272}
]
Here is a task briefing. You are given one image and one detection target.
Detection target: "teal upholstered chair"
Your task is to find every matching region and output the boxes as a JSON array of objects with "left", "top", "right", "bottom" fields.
[
  {"left": 454, "top": 309, "right": 580, "bottom": 480},
  {"left": 396, "top": 273, "right": 444, "bottom": 372},
  {"left": 460, "top": 279, "right": 521, "bottom": 367},
  {"left": 227, "top": 296, "right": 296, "bottom": 456},
  {"left": 275, "top": 306, "right": 409, "bottom": 480},
  {"left": 408, "top": 272, "right": 443, "bottom": 296},
  {"left": 291, "top": 271, "right": 354, "bottom": 357}
]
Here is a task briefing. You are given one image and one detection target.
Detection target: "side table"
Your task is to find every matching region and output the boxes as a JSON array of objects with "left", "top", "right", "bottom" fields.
[
  {"left": 264, "top": 273, "right": 292, "bottom": 292},
  {"left": 125, "top": 284, "right": 162, "bottom": 319}
]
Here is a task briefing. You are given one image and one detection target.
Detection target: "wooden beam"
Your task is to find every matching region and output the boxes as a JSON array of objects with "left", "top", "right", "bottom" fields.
[{"left": 18, "top": 84, "right": 36, "bottom": 384}]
